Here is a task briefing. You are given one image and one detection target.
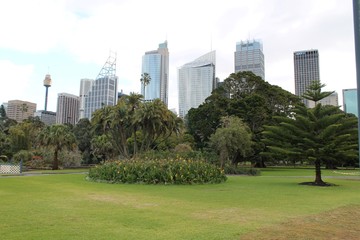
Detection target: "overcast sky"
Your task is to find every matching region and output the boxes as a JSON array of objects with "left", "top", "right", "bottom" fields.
[{"left": 0, "top": 0, "right": 356, "bottom": 112}]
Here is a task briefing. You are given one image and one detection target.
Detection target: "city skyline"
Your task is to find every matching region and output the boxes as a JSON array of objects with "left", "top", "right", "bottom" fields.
[{"left": 0, "top": 0, "right": 356, "bottom": 113}]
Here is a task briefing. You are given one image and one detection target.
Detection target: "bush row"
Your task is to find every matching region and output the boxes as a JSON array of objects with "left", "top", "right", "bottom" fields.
[
  {"left": 224, "top": 163, "right": 261, "bottom": 176},
  {"left": 87, "top": 158, "right": 227, "bottom": 184}
]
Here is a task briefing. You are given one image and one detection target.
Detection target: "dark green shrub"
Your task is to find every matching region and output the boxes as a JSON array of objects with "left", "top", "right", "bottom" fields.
[
  {"left": 13, "top": 150, "right": 33, "bottom": 163},
  {"left": 88, "top": 158, "right": 227, "bottom": 184},
  {"left": 224, "top": 163, "right": 260, "bottom": 176}
]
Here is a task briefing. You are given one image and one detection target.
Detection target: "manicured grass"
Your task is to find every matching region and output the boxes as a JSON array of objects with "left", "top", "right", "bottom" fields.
[{"left": 0, "top": 169, "right": 359, "bottom": 239}]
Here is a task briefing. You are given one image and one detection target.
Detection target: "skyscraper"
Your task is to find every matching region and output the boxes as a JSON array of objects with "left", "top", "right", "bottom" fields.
[
  {"left": 343, "top": 88, "right": 358, "bottom": 116},
  {"left": 141, "top": 41, "right": 169, "bottom": 105},
  {"left": 178, "top": 50, "right": 216, "bottom": 118},
  {"left": 234, "top": 40, "right": 265, "bottom": 79},
  {"left": 79, "top": 78, "right": 94, "bottom": 119},
  {"left": 6, "top": 100, "right": 36, "bottom": 122},
  {"left": 294, "top": 49, "right": 320, "bottom": 107},
  {"left": 84, "top": 53, "right": 118, "bottom": 119},
  {"left": 56, "top": 93, "right": 80, "bottom": 125}
]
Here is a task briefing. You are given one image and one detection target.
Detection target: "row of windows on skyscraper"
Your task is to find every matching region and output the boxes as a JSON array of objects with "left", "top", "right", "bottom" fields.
[{"left": 3, "top": 40, "right": 358, "bottom": 125}]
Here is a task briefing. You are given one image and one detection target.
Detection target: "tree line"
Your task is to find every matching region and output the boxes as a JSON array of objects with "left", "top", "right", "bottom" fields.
[{"left": 0, "top": 71, "right": 358, "bottom": 186}]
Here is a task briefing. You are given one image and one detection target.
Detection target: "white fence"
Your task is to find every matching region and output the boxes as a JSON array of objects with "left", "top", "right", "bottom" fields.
[{"left": 0, "top": 161, "right": 22, "bottom": 174}]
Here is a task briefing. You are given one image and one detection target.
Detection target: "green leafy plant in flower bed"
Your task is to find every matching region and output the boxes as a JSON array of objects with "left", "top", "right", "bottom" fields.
[{"left": 87, "top": 158, "right": 227, "bottom": 184}]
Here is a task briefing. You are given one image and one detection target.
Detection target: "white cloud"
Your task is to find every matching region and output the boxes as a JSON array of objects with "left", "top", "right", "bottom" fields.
[{"left": 0, "top": 60, "right": 34, "bottom": 104}]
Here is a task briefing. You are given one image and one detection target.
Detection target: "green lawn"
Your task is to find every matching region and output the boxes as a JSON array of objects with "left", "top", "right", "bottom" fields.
[{"left": 0, "top": 169, "right": 359, "bottom": 240}]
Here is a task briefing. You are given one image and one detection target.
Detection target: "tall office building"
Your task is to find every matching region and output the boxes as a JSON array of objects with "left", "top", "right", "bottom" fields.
[
  {"left": 84, "top": 53, "right": 118, "bottom": 119},
  {"left": 294, "top": 49, "right": 320, "bottom": 107},
  {"left": 178, "top": 50, "right": 216, "bottom": 118},
  {"left": 79, "top": 78, "right": 94, "bottom": 119},
  {"left": 343, "top": 88, "right": 358, "bottom": 117},
  {"left": 6, "top": 100, "right": 37, "bottom": 122},
  {"left": 56, "top": 93, "right": 80, "bottom": 125},
  {"left": 141, "top": 41, "right": 169, "bottom": 105},
  {"left": 234, "top": 40, "right": 265, "bottom": 79}
]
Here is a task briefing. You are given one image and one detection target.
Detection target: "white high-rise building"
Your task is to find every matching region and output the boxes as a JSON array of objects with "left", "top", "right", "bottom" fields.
[
  {"left": 234, "top": 40, "right": 265, "bottom": 79},
  {"left": 141, "top": 41, "right": 169, "bottom": 105},
  {"left": 79, "top": 79, "right": 94, "bottom": 119},
  {"left": 318, "top": 92, "right": 338, "bottom": 107},
  {"left": 178, "top": 51, "right": 216, "bottom": 118},
  {"left": 56, "top": 93, "right": 80, "bottom": 125}
]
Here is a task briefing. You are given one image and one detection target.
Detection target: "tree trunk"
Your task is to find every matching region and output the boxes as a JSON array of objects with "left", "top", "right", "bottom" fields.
[
  {"left": 253, "top": 159, "right": 266, "bottom": 168},
  {"left": 53, "top": 148, "right": 59, "bottom": 170},
  {"left": 314, "top": 159, "right": 325, "bottom": 185}
]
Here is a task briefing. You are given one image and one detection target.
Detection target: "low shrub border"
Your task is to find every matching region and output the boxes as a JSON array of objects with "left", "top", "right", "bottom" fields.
[{"left": 87, "top": 158, "right": 227, "bottom": 184}]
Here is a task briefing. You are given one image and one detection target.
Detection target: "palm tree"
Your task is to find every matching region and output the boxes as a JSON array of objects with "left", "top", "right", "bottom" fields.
[
  {"left": 20, "top": 103, "right": 28, "bottom": 122},
  {"left": 38, "top": 124, "right": 76, "bottom": 170},
  {"left": 140, "top": 72, "right": 151, "bottom": 87},
  {"left": 135, "top": 99, "right": 181, "bottom": 152},
  {"left": 125, "top": 93, "right": 143, "bottom": 156},
  {"left": 91, "top": 134, "right": 116, "bottom": 161}
]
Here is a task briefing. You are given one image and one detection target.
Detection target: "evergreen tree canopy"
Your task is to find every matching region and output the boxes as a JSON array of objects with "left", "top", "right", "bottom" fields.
[{"left": 262, "top": 81, "right": 358, "bottom": 185}]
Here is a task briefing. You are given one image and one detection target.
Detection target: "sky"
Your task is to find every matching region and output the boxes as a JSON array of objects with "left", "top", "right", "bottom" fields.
[{"left": 0, "top": 0, "right": 356, "bottom": 113}]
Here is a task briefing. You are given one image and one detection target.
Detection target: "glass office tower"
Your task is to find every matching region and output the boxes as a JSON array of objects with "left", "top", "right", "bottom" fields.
[
  {"left": 234, "top": 40, "right": 265, "bottom": 80},
  {"left": 84, "top": 53, "right": 118, "bottom": 119},
  {"left": 142, "top": 41, "right": 169, "bottom": 106},
  {"left": 343, "top": 88, "right": 358, "bottom": 117}
]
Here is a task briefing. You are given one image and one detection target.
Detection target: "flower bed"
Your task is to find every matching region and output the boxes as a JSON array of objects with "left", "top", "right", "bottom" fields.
[{"left": 88, "top": 158, "right": 227, "bottom": 184}]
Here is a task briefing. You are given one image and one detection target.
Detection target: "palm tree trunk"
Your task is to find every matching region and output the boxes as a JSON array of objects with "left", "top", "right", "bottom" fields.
[
  {"left": 314, "top": 159, "right": 325, "bottom": 185},
  {"left": 133, "top": 126, "right": 137, "bottom": 157},
  {"left": 53, "top": 148, "right": 59, "bottom": 170}
]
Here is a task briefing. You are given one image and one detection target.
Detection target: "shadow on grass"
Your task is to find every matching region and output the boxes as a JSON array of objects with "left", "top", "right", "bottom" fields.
[{"left": 299, "top": 181, "right": 338, "bottom": 187}]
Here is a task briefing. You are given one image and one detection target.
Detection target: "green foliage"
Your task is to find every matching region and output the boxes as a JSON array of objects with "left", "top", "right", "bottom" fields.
[
  {"left": 262, "top": 84, "right": 358, "bottom": 185},
  {"left": 223, "top": 163, "right": 261, "bottom": 176},
  {"left": 140, "top": 72, "right": 151, "bottom": 87},
  {"left": 186, "top": 71, "right": 301, "bottom": 167},
  {"left": 302, "top": 80, "right": 334, "bottom": 104},
  {"left": 209, "top": 116, "right": 253, "bottom": 167},
  {"left": 186, "top": 94, "right": 227, "bottom": 149},
  {"left": 37, "top": 124, "right": 77, "bottom": 170},
  {"left": 91, "top": 134, "right": 117, "bottom": 161},
  {"left": 27, "top": 148, "right": 82, "bottom": 169},
  {"left": 73, "top": 118, "right": 93, "bottom": 164},
  {"left": 13, "top": 150, "right": 33, "bottom": 163},
  {"left": 135, "top": 149, "right": 219, "bottom": 166},
  {"left": 8, "top": 120, "right": 44, "bottom": 153},
  {"left": 0, "top": 104, "right": 6, "bottom": 119},
  {"left": 88, "top": 158, "right": 227, "bottom": 184},
  {"left": 174, "top": 143, "right": 193, "bottom": 153},
  {"left": 91, "top": 96, "right": 183, "bottom": 158},
  {"left": 0, "top": 131, "right": 12, "bottom": 158}
]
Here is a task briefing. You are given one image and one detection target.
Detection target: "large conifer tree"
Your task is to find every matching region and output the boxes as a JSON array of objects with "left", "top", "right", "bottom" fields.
[{"left": 262, "top": 81, "right": 358, "bottom": 185}]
